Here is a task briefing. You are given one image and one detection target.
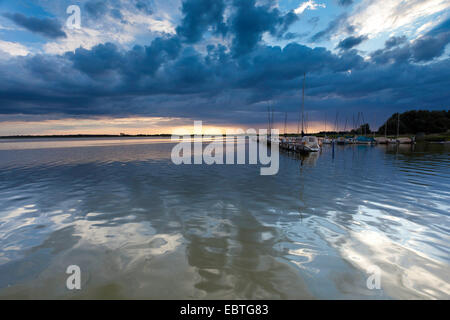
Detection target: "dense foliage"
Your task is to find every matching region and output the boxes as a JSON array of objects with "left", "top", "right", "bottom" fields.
[
  {"left": 378, "top": 110, "right": 450, "bottom": 135},
  {"left": 351, "top": 123, "right": 371, "bottom": 135}
]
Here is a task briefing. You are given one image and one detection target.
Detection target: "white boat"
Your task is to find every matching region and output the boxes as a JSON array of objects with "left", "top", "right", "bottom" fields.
[
  {"left": 322, "top": 137, "right": 333, "bottom": 144},
  {"left": 387, "top": 138, "right": 397, "bottom": 144},
  {"left": 355, "top": 136, "right": 376, "bottom": 144},
  {"left": 375, "top": 137, "right": 388, "bottom": 144},
  {"left": 336, "top": 136, "right": 346, "bottom": 145},
  {"left": 396, "top": 137, "right": 415, "bottom": 144},
  {"left": 299, "top": 136, "right": 320, "bottom": 152},
  {"left": 270, "top": 136, "right": 280, "bottom": 144},
  {"left": 345, "top": 137, "right": 356, "bottom": 144},
  {"left": 297, "top": 74, "right": 320, "bottom": 153}
]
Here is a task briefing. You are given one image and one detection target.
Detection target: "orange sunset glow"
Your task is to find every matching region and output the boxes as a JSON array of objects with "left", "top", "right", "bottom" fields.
[{"left": 0, "top": 117, "right": 331, "bottom": 136}]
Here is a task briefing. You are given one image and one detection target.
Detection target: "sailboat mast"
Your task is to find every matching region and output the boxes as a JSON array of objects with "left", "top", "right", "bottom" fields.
[
  {"left": 305, "top": 112, "right": 308, "bottom": 134},
  {"left": 301, "top": 72, "right": 305, "bottom": 136},
  {"left": 356, "top": 112, "right": 360, "bottom": 133},
  {"left": 284, "top": 112, "right": 287, "bottom": 136},
  {"left": 361, "top": 112, "right": 365, "bottom": 136},
  {"left": 271, "top": 108, "right": 274, "bottom": 133},
  {"left": 385, "top": 116, "right": 387, "bottom": 138},
  {"left": 373, "top": 113, "right": 376, "bottom": 138},
  {"left": 397, "top": 113, "right": 400, "bottom": 138}
]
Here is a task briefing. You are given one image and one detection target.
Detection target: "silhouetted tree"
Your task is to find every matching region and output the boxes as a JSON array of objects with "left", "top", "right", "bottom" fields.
[
  {"left": 351, "top": 123, "right": 371, "bottom": 135},
  {"left": 378, "top": 110, "right": 450, "bottom": 135}
]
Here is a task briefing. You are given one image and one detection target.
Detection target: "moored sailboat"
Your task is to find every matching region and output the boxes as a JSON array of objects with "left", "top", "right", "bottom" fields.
[
  {"left": 297, "top": 73, "right": 320, "bottom": 153},
  {"left": 355, "top": 136, "right": 376, "bottom": 144}
]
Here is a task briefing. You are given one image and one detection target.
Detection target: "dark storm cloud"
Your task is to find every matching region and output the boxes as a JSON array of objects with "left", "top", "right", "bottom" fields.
[
  {"left": 83, "top": 0, "right": 132, "bottom": 22},
  {"left": 66, "top": 36, "right": 182, "bottom": 79},
  {"left": 81, "top": 0, "right": 153, "bottom": 23},
  {"left": 229, "top": 0, "right": 299, "bottom": 56},
  {"left": 176, "top": 0, "right": 227, "bottom": 43},
  {"left": 411, "top": 33, "right": 450, "bottom": 61},
  {"left": 3, "top": 33, "right": 449, "bottom": 122},
  {"left": 135, "top": 0, "right": 154, "bottom": 14},
  {"left": 0, "top": 38, "right": 359, "bottom": 117},
  {"left": 176, "top": 0, "right": 298, "bottom": 55},
  {"left": 385, "top": 36, "right": 407, "bottom": 49},
  {"left": 3, "top": 13, "right": 66, "bottom": 39},
  {"left": 428, "top": 17, "right": 450, "bottom": 36},
  {"left": 281, "top": 32, "right": 309, "bottom": 40},
  {"left": 336, "top": 35, "right": 368, "bottom": 50},
  {"left": 66, "top": 43, "right": 124, "bottom": 77},
  {"left": 84, "top": 1, "right": 109, "bottom": 19},
  {"left": 0, "top": 0, "right": 449, "bottom": 124},
  {"left": 310, "top": 14, "right": 351, "bottom": 43}
]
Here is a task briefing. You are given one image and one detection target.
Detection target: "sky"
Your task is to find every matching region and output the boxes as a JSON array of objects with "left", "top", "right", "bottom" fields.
[{"left": 0, "top": 0, "right": 449, "bottom": 135}]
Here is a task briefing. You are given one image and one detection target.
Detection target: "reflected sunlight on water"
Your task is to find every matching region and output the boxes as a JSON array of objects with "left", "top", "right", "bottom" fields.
[{"left": 0, "top": 138, "right": 448, "bottom": 299}]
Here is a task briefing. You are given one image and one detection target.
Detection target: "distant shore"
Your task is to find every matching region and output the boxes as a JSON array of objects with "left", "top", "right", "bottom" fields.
[
  {"left": 0, "top": 131, "right": 450, "bottom": 142},
  {"left": 0, "top": 134, "right": 173, "bottom": 139},
  {"left": 1, "top": 132, "right": 449, "bottom": 142}
]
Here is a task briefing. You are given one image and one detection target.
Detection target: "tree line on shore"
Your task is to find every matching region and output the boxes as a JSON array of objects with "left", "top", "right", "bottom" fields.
[
  {"left": 377, "top": 110, "right": 449, "bottom": 135},
  {"left": 316, "top": 110, "right": 449, "bottom": 137}
]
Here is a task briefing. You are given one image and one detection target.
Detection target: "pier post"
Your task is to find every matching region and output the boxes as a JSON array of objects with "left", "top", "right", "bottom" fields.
[{"left": 332, "top": 140, "right": 335, "bottom": 160}]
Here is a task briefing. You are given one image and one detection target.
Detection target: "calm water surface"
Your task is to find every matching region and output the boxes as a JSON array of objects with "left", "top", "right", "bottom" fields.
[{"left": 0, "top": 138, "right": 449, "bottom": 299}]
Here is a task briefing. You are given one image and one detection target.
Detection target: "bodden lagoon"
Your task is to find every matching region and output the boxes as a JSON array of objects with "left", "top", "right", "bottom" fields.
[{"left": 0, "top": 138, "right": 449, "bottom": 299}]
